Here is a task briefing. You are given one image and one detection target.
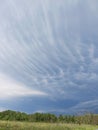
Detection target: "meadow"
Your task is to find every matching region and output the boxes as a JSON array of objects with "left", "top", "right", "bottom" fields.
[{"left": 0, "top": 121, "right": 98, "bottom": 130}]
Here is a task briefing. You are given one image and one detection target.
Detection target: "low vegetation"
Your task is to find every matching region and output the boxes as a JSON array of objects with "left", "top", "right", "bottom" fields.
[
  {"left": 0, "top": 110, "right": 98, "bottom": 129},
  {"left": 0, "top": 121, "right": 98, "bottom": 130},
  {"left": 0, "top": 110, "right": 98, "bottom": 125}
]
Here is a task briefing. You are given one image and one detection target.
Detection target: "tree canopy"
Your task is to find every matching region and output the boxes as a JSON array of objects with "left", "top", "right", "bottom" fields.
[{"left": 0, "top": 110, "right": 98, "bottom": 125}]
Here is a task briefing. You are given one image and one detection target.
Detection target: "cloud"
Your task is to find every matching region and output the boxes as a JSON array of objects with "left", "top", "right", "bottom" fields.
[
  {"left": 68, "top": 100, "right": 98, "bottom": 114},
  {"left": 0, "top": 0, "right": 98, "bottom": 113},
  {"left": 0, "top": 73, "right": 47, "bottom": 99}
]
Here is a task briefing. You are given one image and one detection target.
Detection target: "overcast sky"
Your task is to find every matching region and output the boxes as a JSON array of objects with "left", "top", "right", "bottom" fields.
[{"left": 0, "top": 0, "right": 98, "bottom": 114}]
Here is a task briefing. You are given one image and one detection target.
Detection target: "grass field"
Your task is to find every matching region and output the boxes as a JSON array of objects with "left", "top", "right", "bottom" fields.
[{"left": 0, "top": 121, "right": 98, "bottom": 130}]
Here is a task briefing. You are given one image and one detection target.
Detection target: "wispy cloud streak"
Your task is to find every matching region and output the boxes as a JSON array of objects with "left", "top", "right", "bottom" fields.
[{"left": 0, "top": 0, "right": 98, "bottom": 113}]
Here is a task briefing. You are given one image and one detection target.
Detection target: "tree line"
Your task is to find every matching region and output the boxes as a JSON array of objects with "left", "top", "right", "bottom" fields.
[{"left": 0, "top": 110, "right": 98, "bottom": 125}]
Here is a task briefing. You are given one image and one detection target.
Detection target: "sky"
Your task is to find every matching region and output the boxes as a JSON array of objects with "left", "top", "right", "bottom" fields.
[{"left": 0, "top": 0, "right": 98, "bottom": 114}]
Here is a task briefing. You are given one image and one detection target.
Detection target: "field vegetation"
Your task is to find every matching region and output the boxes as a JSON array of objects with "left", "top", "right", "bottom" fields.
[
  {"left": 0, "top": 110, "right": 98, "bottom": 130},
  {"left": 0, "top": 121, "right": 98, "bottom": 130}
]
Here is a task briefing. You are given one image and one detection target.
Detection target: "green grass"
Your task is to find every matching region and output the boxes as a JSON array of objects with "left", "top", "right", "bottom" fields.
[{"left": 0, "top": 121, "right": 98, "bottom": 130}]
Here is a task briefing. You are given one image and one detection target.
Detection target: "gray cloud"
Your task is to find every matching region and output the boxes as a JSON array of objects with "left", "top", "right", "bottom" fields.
[{"left": 0, "top": 0, "right": 98, "bottom": 113}]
